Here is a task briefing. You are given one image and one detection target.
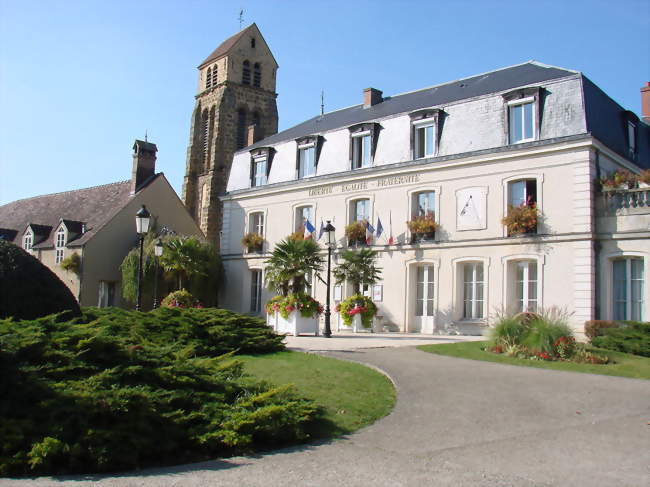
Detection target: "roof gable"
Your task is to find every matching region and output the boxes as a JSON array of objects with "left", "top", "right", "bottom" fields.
[{"left": 198, "top": 23, "right": 278, "bottom": 69}]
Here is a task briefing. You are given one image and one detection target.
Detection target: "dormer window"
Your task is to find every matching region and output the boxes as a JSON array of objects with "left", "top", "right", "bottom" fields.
[
  {"left": 628, "top": 120, "right": 637, "bottom": 159},
  {"left": 410, "top": 109, "right": 442, "bottom": 159},
  {"left": 250, "top": 147, "right": 273, "bottom": 188},
  {"left": 23, "top": 231, "right": 33, "bottom": 251},
  {"left": 349, "top": 123, "right": 379, "bottom": 170},
  {"left": 502, "top": 87, "right": 542, "bottom": 145},
  {"left": 55, "top": 227, "right": 66, "bottom": 264},
  {"left": 295, "top": 135, "right": 321, "bottom": 179}
]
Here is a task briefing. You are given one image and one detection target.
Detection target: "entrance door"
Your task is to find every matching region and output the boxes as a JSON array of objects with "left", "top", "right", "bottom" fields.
[{"left": 414, "top": 265, "right": 435, "bottom": 332}]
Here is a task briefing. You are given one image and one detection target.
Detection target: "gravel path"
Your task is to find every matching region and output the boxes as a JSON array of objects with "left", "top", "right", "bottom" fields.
[{"left": 3, "top": 347, "right": 648, "bottom": 487}]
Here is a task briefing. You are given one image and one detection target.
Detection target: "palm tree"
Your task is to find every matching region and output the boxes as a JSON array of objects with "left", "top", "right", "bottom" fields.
[
  {"left": 160, "top": 236, "right": 207, "bottom": 290},
  {"left": 333, "top": 248, "right": 382, "bottom": 294},
  {"left": 264, "top": 238, "right": 323, "bottom": 295}
]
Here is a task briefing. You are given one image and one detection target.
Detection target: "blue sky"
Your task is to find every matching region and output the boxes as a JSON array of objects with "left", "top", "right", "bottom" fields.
[{"left": 1, "top": 0, "right": 648, "bottom": 205}]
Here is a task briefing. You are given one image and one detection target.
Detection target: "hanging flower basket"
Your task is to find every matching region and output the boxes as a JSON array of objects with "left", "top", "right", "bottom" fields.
[
  {"left": 241, "top": 232, "right": 264, "bottom": 253},
  {"left": 501, "top": 204, "right": 539, "bottom": 236}
]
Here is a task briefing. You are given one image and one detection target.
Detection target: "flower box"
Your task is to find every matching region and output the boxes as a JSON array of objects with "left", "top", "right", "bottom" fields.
[{"left": 274, "top": 310, "right": 319, "bottom": 336}]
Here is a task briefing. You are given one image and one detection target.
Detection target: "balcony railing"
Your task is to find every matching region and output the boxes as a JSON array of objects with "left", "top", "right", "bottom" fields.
[{"left": 602, "top": 187, "right": 650, "bottom": 212}]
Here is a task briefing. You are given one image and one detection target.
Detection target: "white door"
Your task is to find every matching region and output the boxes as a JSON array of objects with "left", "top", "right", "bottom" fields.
[{"left": 414, "top": 265, "right": 435, "bottom": 332}]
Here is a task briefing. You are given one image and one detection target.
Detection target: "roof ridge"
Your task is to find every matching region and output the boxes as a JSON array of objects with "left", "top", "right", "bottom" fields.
[{"left": 1, "top": 179, "right": 130, "bottom": 206}]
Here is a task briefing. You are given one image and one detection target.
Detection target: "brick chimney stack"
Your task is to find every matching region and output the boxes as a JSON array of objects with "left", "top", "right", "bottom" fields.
[
  {"left": 363, "top": 87, "right": 383, "bottom": 108},
  {"left": 641, "top": 82, "right": 650, "bottom": 123},
  {"left": 247, "top": 124, "right": 260, "bottom": 147},
  {"left": 131, "top": 139, "right": 157, "bottom": 194}
]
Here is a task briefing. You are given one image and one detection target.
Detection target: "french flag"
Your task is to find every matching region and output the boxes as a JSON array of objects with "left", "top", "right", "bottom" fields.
[
  {"left": 304, "top": 219, "right": 316, "bottom": 239},
  {"left": 365, "top": 220, "right": 375, "bottom": 245}
]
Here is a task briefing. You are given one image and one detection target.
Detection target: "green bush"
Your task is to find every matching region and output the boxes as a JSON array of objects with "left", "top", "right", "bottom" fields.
[
  {"left": 0, "top": 240, "right": 81, "bottom": 320},
  {"left": 592, "top": 321, "right": 650, "bottom": 357},
  {"left": 584, "top": 320, "right": 619, "bottom": 341},
  {"left": 488, "top": 316, "right": 530, "bottom": 347},
  {"left": 161, "top": 289, "right": 199, "bottom": 308},
  {"left": 0, "top": 307, "right": 311, "bottom": 476}
]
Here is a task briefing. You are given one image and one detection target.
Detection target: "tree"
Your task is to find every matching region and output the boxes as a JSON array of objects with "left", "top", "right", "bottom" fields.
[
  {"left": 333, "top": 248, "right": 382, "bottom": 294},
  {"left": 160, "top": 236, "right": 208, "bottom": 290},
  {"left": 264, "top": 238, "right": 323, "bottom": 295}
]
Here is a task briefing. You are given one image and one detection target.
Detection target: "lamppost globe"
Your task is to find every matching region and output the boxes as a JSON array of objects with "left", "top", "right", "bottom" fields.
[
  {"left": 324, "top": 221, "right": 336, "bottom": 246},
  {"left": 135, "top": 205, "right": 151, "bottom": 234},
  {"left": 134, "top": 205, "right": 151, "bottom": 311},
  {"left": 154, "top": 238, "right": 164, "bottom": 257}
]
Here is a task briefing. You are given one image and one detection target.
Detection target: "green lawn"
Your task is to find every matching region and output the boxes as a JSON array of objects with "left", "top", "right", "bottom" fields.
[
  {"left": 417, "top": 341, "right": 650, "bottom": 380},
  {"left": 239, "top": 351, "right": 396, "bottom": 437}
]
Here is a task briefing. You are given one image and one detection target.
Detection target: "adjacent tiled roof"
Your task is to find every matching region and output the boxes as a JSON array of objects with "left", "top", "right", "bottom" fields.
[
  {"left": 0, "top": 177, "right": 158, "bottom": 249},
  {"left": 244, "top": 61, "right": 578, "bottom": 152},
  {"left": 198, "top": 24, "right": 255, "bottom": 68}
]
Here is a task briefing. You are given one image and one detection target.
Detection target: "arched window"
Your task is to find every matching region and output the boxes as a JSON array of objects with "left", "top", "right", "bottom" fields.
[
  {"left": 206, "top": 67, "right": 212, "bottom": 89},
  {"left": 212, "top": 64, "right": 218, "bottom": 85},
  {"left": 251, "top": 37, "right": 256, "bottom": 48},
  {"left": 242, "top": 60, "right": 251, "bottom": 85},
  {"left": 236, "top": 108, "right": 247, "bottom": 149},
  {"left": 253, "top": 63, "right": 261, "bottom": 87},
  {"left": 55, "top": 227, "right": 66, "bottom": 264}
]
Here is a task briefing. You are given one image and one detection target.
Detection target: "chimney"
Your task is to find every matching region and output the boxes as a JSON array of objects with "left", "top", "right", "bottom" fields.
[
  {"left": 363, "top": 87, "right": 383, "bottom": 108},
  {"left": 247, "top": 124, "right": 260, "bottom": 146},
  {"left": 641, "top": 82, "right": 650, "bottom": 123},
  {"left": 131, "top": 139, "right": 157, "bottom": 194}
]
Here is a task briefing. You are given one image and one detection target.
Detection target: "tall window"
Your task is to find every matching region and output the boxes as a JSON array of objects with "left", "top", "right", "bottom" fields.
[
  {"left": 23, "top": 232, "right": 32, "bottom": 251},
  {"left": 509, "top": 179, "right": 537, "bottom": 207},
  {"left": 249, "top": 212, "right": 264, "bottom": 236},
  {"left": 414, "top": 122, "right": 435, "bottom": 158},
  {"left": 202, "top": 111, "right": 210, "bottom": 160},
  {"left": 253, "top": 63, "right": 261, "bottom": 87},
  {"left": 463, "top": 262, "right": 484, "bottom": 319},
  {"left": 415, "top": 265, "right": 435, "bottom": 317},
  {"left": 415, "top": 191, "right": 435, "bottom": 218},
  {"left": 613, "top": 258, "right": 644, "bottom": 321},
  {"left": 206, "top": 67, "right": 212, "bottom": 89},
  {"left": 251, "top": 155, "right": 267, "bottom": 187},
  {"left": 55, "top": 227, "right": 66, "bottom": 264},
  {"left": 236, "top": 109, "right": 247, "bottom": 149},
  {"left": 515, "top": 260, "right": 537, "bottom": 312},
  {"left": 250, "top": 270, "right": 262, "bottom": 313},
  {"left": 351, "top": 133, "right": 371, "bottom": 169},
  {"left": 242, "top": 60, "right": 251, "bottom": 85},
  {"left": 98, "top": 281, "right": 116, "bottom": 307},
  {"left": 298, "top": 145, "right": 316, "bottom": 178},
  {"left": 509, "top": 100, "right": 535, "bottom": 144},
  {"left": 295, "top": 206, "right": 313, "bottom": 232},
  {"left": 352, "top": 199, "right": 370, "bottom": 222}
]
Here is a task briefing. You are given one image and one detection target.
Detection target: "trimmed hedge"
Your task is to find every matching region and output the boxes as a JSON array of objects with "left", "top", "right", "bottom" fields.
[
  {"left": 584, "top": 320, "right": 619, "bottom": 341},
  {"left": 0, "top": 308, "right": 316, "bottom": 476},
  {"left": 591, "top": 321, "right": 650, "bottom": 357},
  {"left": 0, "top": 240, "right": 81, "bottom": 320}
]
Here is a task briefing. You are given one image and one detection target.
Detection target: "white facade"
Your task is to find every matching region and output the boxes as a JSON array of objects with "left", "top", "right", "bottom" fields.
[{"left": 219, "top": 63, "right": 650, "bottom": 336}]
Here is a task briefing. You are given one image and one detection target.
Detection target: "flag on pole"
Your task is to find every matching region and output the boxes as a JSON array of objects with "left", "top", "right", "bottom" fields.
[
  {"left": 304, "top": 219, "right": 316, "bottom": 239},
  {"left": 318, "top": 219, "right": 325, "bottom": 240},
  {"left": 365, "top": 220, "right": 375, "bottom": 245},
  {"left": 376, "top": 217, "right": 384, "bottom": 240},
  {"left": 388, "top": 211, "right": 394, "bottom": 245}
]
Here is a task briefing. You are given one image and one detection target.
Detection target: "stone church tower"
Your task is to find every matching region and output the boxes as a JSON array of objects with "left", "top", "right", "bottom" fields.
[{"left": 182, "top": 23, "right": 278, "bottom": 244}]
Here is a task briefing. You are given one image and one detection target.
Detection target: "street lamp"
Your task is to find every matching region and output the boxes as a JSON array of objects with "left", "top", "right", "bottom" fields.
[
  {"left": 323, "top": 221, "right": 336, "bottom": 338},
  {"left": 153, "top": 238, "right": 164, "bottom": 309},
  {"left": 135, "top": 205, "right": 151, "bottom": 311}
]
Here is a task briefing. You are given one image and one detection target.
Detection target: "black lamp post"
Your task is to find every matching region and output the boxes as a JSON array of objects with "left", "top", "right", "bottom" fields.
[
  {"left": 153, "top": 238, "right": 164, "bottom": 309},
  {"left": 135, "top": 205, "right": 151, "bottom": 311},
  {"left": 323, "top": 221, "right": 336, "bottom": 338}
]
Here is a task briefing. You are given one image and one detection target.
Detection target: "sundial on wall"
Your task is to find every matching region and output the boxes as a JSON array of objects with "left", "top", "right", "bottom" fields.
[{"left": 456, "top": 187, "right": 487, "bottom": 230}]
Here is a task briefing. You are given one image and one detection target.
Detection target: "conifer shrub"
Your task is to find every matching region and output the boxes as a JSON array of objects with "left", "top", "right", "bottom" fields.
[
  {"left": 584, "top": 320, "right": 619, "bottom": 341},
  {"left": 591, "top": 321, "right": 650, "bottom": 357},
  {"left": 0, "top": 240, "right": 81, "bottom": 320},
  {"left": 0, "top": 308, "right": 314, "bottom": 476}
]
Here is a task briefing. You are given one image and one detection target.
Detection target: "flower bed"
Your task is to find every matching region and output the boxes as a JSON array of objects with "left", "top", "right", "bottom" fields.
[
  {"left": 486, "top": 311, "right": 609, "bottom": 364},
  {"left": 336, "top": 294, "right": 377, "bottom": 328}
]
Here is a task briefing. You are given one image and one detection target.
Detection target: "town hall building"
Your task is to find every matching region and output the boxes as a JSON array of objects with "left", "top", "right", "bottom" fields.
[{"left": 187, "top": 26, "right": 650, "bottom": 336}]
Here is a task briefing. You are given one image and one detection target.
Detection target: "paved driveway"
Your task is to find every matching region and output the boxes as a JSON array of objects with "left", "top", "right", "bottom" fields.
[{"left": 3, "top": 347, "right": 648, "bottom": 487}]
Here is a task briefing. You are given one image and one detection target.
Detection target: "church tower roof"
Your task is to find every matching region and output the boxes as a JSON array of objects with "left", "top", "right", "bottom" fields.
[{"left": 198, "top": 23, "right": 277, "bottom": 69}]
